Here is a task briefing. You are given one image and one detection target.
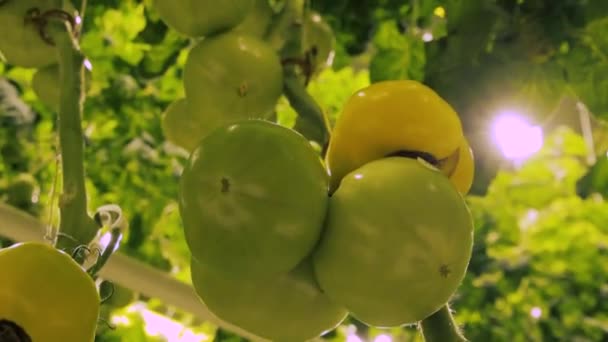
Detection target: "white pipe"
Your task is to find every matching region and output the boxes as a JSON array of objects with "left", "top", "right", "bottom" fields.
[{"left": 0, "top": 203, "right": 267, "bottom": 341}]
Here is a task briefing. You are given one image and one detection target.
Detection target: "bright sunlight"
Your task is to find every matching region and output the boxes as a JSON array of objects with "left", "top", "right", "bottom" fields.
[{"left": 492, "top": 111, "right": 543, "bottom": 160}]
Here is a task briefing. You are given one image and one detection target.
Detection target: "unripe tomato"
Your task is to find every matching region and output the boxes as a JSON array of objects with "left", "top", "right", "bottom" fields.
[
  {"left": 325, "top": 80, "right": 465, "bottom": 193},
  {"left": 303, "top": 11, "right": 335, "bottom": 74},
  {"left": 32, "top": 63, "right": 92, "bottom": 112},
  {"left": 233, "top": 0, "right": 274, "bottom": 38},
  {"left": 32, "top": 64, "right": 61, "bottom": 111},
  {"left": 0, "top": 0, "right": 61, "bottom": 68},
  {"left": 190, "top": 257, "right": 347, "bottom": 341},
  {"left": 0, "top": 242, "right": 100, "bottom": 341},
  {"left": 179, "top": 120, "right": 329, "bottom": 278},
  {"left": 313, "top": 157, "right": 474, "bottom": 327},
  {"left": 151, "top": 0, "right": 253, "bottom": 38},
  {"left": 160, "top": 98, "right": 204, "bottom": 152},
  {"left": 183, "top": 32, "right": 283, "bottom": 140}
]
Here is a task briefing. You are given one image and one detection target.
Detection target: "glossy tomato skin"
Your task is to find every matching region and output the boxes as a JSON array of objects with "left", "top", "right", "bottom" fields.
[
  {"left": 183, "top": 32, "right": 283, "bottom": 141},
  {"left": 151, "top": 0, "right": 253, "bottom": 37},
  {"left": 0, "top": 0, "right": 61, "bottom": 68},
  {"left": 191, "top": 257, "right": 347, "bottom": 342},
  {"left": 232, "top": 0, "right": 274, "bottom": 38},
  {"left": 179, "top": 120, "right": 329, "bottom": 278},
  {"left": 325, "top": 80, "right": 465, "bottom": 193},
  {"left": 303, "top": 11, "right": 335, "bottom": 75},
  {"left": 0, "top": 242, "right": 100, "bottom": 342},
  {"left": 313, "top": 157, "right": 474, "bottom": 327}
]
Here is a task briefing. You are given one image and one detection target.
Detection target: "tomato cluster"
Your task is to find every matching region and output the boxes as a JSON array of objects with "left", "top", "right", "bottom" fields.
[
  {"left": 0, "top": 0, "right": 85, "bottom": 110},
  {"left": 158, "top": 0, "right": 335, "bottom": 153},
  {"left": 153, "top": 1, "right": 475, "bottom": 340},
  {"left": 177, "top": 69, "right": 474, "bottom": 342}
]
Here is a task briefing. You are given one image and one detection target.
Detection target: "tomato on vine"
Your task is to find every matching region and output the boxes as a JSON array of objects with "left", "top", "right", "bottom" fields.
[
  {"left": 233, "top": 0, "right": 274, "bottom": 38},
  {"left": 313, "top": 157, "right": 474, "bottom": 327},
  {"left": 151, "top": 0, "right": 253, "bottom": 38},
  {"left": 325, "top": 80, "right": 468, "bottom": 193},
  {"left": 190, "top": 257, "right": 347, "bottom": 342},
  {"left": 183, "top": 32, "right": 283, "bottom": 141},
  {"left": 179, "top": 120, "right": 329, "bottom": 278},
  {"left": 0, "top": 0, "right": 63, "bottom": 68},
  {"left": 0, "top": 242, "right": 100, "bottom": 342},
  {"left": 303, "top": 11, "right": 335, "bottom": 76},
  {"left": 161, "top": 98, "right": 204, "bottom": 152}
]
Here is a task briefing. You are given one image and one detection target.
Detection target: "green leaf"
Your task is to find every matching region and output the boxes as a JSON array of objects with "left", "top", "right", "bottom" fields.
[
  {"left": 576, "top": 156, "right": 608, "bottom": 198},
  {"left": 369, "top": 20, "right": 425, "bottom": 82}
]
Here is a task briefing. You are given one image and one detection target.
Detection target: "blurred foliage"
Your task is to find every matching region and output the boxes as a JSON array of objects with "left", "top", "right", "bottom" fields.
[
  {"left": 2, "top": 0, "right": 608, "bottom": 341},
  {"left": 457, "top": 127, "right": 608, "bottom": 341}
]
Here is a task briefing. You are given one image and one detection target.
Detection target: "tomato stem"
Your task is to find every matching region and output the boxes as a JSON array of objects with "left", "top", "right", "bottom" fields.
[
  {"left": 49, "top": 19, "right": 98, "bottom": 252},
  {"left": 283, "top": 73, "right": 331, "bottom": 150},
  {"left": 419, "top": 304, "right": 468, "bottom": 342},
  {"left": 278, "top": 0, "right": 331, "bottom": 152}
]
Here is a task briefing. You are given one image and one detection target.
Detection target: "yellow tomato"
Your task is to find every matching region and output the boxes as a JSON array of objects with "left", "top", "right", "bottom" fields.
[
  {"left": 0, "top": 242, "right": 100, "bottom": 342},
  {"left": 326, "top": 80, "right": 465, "bottom": 192}
]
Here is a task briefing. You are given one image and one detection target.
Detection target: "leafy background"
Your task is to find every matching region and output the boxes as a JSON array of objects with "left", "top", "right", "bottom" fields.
[{"left": 2, "top": 0, "right": 608, "bottom": 341}]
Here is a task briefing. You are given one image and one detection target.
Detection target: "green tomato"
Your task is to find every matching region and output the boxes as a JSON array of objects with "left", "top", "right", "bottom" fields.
[
  {"left": 151, "top": 0, "right": 253, "bottom": 37},
  {"left": 303, "top": 11, "right": 335, "bottom": 75},
  {"left": 183, "top": 32, "right": 283, "bottom": 140},
  {"left": 161, "top": 98, "right": 204, "bottom": 152},
  {"left": 32, "top": 64, "right": 61, "bottom": 111},
  {"left": 0, "top": 242, "right": 100, "bottom": 341},
  {"left": 191, "top": 257, "right": 347, "bottom": 341},
  {"left": 313, "top": 157, "right": 474, "bottom": 327},
  {"left": 0, "top": 0, "right": 61, "bottom": 68},
  {"left": 232, "top": 0, "right": 274, "bottom": 38},
  {"left": 179, "top": 120, "right": 329, "bottom": 278},
  {"left": 32, "top": 63, "right": 92, "bottom": 112}
]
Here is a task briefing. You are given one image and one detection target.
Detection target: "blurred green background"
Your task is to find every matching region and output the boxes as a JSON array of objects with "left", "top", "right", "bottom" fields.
[{"left": 1, "top": 0, "right": 608, "bottom": 341}]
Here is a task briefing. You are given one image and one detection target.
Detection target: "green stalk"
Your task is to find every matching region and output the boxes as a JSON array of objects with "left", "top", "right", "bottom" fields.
[
  {"left": 50, "top": 20, "right": 98, "bottom": 252},
  {"left": 283, "top": 73, "right": 331, "bottom": 150},
  {"left": 276, "top": 0, "right": 330, "bottom": 150},
  {"left": 419, "top": 304, "right": 468, "bottom": 342}
]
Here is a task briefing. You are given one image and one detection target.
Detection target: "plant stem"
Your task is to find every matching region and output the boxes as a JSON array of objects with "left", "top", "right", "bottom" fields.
[
  {"left": 50, "top": 20, "right": 98, "bottom": 252},
  {"left": 0, "top": 203, "right": 268, "bottom": 341},
  {"left": 283, "top": 73, "right": 331, "bottom": 149},
  {"left": 276, "top": 0, "right": 330, "bottom": 149},
  {"left": 420, "top": 304, "right": 468, "bottom": 342}
]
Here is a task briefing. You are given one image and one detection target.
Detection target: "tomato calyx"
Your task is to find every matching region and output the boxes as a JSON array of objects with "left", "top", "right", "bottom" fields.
[
  {"left": 0, "top": 319, "right": 32, "bottom": 342},
  {"left": 386, "top": 149, "right": 439, "bottom": 166},
  {"left": 24, "top": 7, "right": 78, "bottom": 45},
  {"left": 281, "top": 46, "right": 320, "bottom": 85},
  {"left": 386, "top": 147, "right": 461, "bottom": 177}
]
